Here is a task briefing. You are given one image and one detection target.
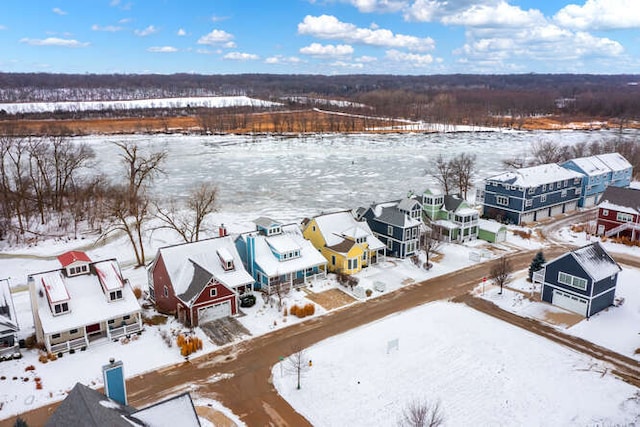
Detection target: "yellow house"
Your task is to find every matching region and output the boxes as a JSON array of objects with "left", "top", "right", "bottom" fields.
[{"left": 302, "top": 211, "right": 385, "bottom": 274}]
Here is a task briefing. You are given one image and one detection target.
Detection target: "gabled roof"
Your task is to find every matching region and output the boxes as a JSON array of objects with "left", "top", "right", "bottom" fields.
[
  {"left": 598, "top": 186, "right": 640, "bottom": 215},
  {"left": 597, "top": 152, "right": 632, "bottom": 172},
  {"left": 45, "top": 383, "right": 136, "bottom": 427},
  {"left": 326, "top": 239, "right": 357, "bottom": 254},
  {"left": 312, "top": 211, "right": 385, "bottom": 250},
  {"left": 365, "top": 199, "right": 422, "bottom": 228},
  {"left": 443, "top": 195, "right": 464, "bottom": 212},
  {"left": 563, "top": 152, "right": 632, "bottom": 176},
  {"left": 175, "top": 260, "right": 217, "bottom": 305},
  {"left": 129, "top": 392, "right": 200, "bottom": 427},
  {"left": 487, "top": 163, "right": 583, "bottom": 187},
  {"left": 57, "top": 251, "right": 92, "bottom": 268},
  {"left": 95, "top": 261, "right": 124, "bottom": 292},
  {"left": 397, "top": 197, "right": 421, "bottom": 212},
  {"left": 547, "top": 242, "right": 621, "bottom": 283}
]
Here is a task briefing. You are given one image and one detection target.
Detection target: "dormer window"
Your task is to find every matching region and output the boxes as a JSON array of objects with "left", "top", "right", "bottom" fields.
[
  {"left": 109, "top": 290, "right": 123, "bottom": 301},
  {"left": 54, "top": 302, "right": 69, "bottom": 315},
  {"left": 217, "top": 248, "right": 235, "bottom": 271},
  {"left": 68, "top": 264, "right": 89, "bottom": 276},
  {"left": 356, "top": 237, "right": 366, "bottom": 244}
]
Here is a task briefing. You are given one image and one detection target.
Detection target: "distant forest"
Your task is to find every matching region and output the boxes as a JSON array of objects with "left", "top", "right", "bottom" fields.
[{"left": 1, "top": 72, "right": 640, "bottom": 125}]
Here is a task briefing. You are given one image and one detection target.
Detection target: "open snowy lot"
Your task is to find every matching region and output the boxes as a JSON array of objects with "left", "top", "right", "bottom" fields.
[{"left": 273, "top": 301, "right": 640, "bottom": 426}]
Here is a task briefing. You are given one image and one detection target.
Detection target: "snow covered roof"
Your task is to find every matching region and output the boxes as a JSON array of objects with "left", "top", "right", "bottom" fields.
[
  {"left": 397, "top": 197, "right": 421, "bottom": 212},
  {"left": 433, "top": 219, "right": 459, "bottom": 229},
  {"left": 598, "top": 186, "right": 640, "bottom": 215},
  {"left": 563, "top": 152, "right": 632, "bottom": 176},
  {"left": 57, "top": 251, "right": 92, "bottom": 268},
  {"left": 40, "top": 271, "right": 71, "bottom": 304},
  {"left": 478, "top": 219, "right": 506, "bottom": 233},
  {"left": 130, "top": 392, "right": 200, "bottom": 427},
  {"left": 487, "top": 163, "right": 583, "bottom": 187},
  {"left": 247, "top": 224, "right": 327, "bottom": 277},
  {"left": 455, "top": 208, "right": 479, "bottom": 217},
  {"left": 95, "top": 261, "right": 124, "bottom": 292},
  {"left": 267, "top": 233, "right": 301, "bottom": 253},
  {"left": 30, "top": 261, "right": 140, "bottom": 335},
  {"left": 313, "top": 211, "right": 383, "bottom": 248},
  {"left": 597, "top": 152, "right": 632, "bottom": 172},
  {"left": 570, "top": 242, "right": 621, "bottom": 282},
  {"left": 157, "top": 236, "right": 254, "bottom": 297},
  {"left": 0, "top": 278, "right": 18, "bottom": 332}
]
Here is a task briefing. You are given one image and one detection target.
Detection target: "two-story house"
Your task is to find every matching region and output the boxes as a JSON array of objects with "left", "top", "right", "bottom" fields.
[
  {"left": 533, "top": 242, "right": 621, "bottom": 317},
  {"left": 478, "top": 163, "right": 584, "bottom": 225},
  {"left": 421, "top": 189, "right": 479, "bottom": 242},
  {"left": 0, "top": 278, "right": 20, "bottom": 360},
  {"left": 596, "top": 186, "right": 640, "bottom": 241},
  {"left": 235, "top": 218, "right": 327, "bottom": 294},
  {"left": 560, "top": 152, "right": 633, "bottom": 207},
  {"left": 28, "top": 251, "right": 142, "bottom": 354},
  {"left": 356, "top": 198, "right": 422, "bottom": 258},
  {"left": 148, "top": 236, "right": 255, "bottom": 326},
  {"left": 302, "top": 211, "right": 385, "bottom": 274}
]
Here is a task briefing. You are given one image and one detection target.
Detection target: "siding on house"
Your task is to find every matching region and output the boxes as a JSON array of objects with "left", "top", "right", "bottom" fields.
[{"left": 596, "top": 186, "right": 640, "bottom": 241}]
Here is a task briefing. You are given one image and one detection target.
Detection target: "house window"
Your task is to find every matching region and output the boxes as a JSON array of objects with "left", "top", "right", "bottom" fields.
[
  {"left": 210, "top": 288, "right": 218, "bottom": 298},
  {"left": 574, "top": 178, "right": 581, "bottom": 185},
  {"left": 542, "top": 184, "right": 547, "bottom": 191},
  {"left": 540, "top": 195, "right": 547, "bottom": 203},
  {"left": 387, "top": 239, "right": 393, "bottom": 250},
  {"left": 69, "top": 329, "right": 78, "bottom": 334},
  {"left": 496, "top": 196, "right": 508, "bottom": 206},
  {"left": 108, "top": 319, "right": 115, "bottom": 325},
  {"left": 387, "top": 225, "right": 393, "bottom": 235},
  {"left": 362, "top": 253, "right": 367, "bottom": 261},
  {"left": 602, "top": 209, "right": 609, "bottom": 216},
  {"left": 617, "top": 212, "right": 634, "bottom": 222},
  {"left": 163, "top": 286, "right": 169, "bottom": 297},
  {"left": 525, "top": 199, "right": 532, "bottom": 207},
  {"left": 561, "top": 189, "right": 567, "bottom": 198},
  {"left": 123, "top": 315, "right": 130, "bottom": 320},
  {"left": 528, "top": 188, "right": 535, "bottom": 195},
  {"left": 109, "top": 290, "right": 123, "bottom": 301},
  {"left": 575, "top": 188, "right": 581, "bottom": 195},
  {"left": 412, "top": 228, "right": 417, "bottom": 238},
  {"left": 563, "top": 180, "right": 568, "bottom": 187},
  {"left": 404, "top": 229, "right": 411, "bottom": 240},
  {"left": 331, "top": 255, "right": 336, "bottom": 266},
  {"left": 312, "top": 225, "right": 316, "bottom": 231},
  {"left": 558, "top": 272, "right": 587, "bottom": 291},
  {"left": 52, "top": 333, "right": 61, "bottom": 339},
  {"left": 54, "top": 302, "right": 69, "bottom": 315},
  {"left": 347, "top": 258, "right": 358, "bottom": 270}
]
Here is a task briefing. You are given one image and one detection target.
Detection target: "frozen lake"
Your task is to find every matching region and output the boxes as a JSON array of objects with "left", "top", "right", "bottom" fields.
[{"left": 82, "top": 130, "right": 635, "bottom": 222}]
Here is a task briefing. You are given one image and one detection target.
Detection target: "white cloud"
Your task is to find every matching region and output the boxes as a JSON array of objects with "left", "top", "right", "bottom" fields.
[
  {"left": 197, "top": 29, "right": 234, "bottom": 45},
  {"left": 147, "top": 46, "right": 178, "bottom": 53},
  {"left": 330, "top": 60, "right": 364, "bottom": 69},
  {"left": 118, "top": 18, "right": 131, "bottom": 24},
  {"left": 134, "top": 25, "right": 158, "bottom": 36},
  {"left": 385, "top": 49, "right": 434, "bottom": 66},
  {"left": 356, "top": 55, "right": 377, "bottom": 63},
  {"left": 92, "top": 24, "right": 123, "bottom": 32},
  {"left": 223, "top": 52, "right": 259, "bottom": 60},
  {"left": 404, "top": 0, "right": 482, "bottom": 22},
  {"left": 211, "top": 15, "right": 229, "bottom": 22},
  {"left": 442, "top": 1, "right": 545, "bottom": 27},
  {"left": 224, "top": 41, "right": 237, "bottom": 48},
  {"left": 177, "top": 28, "right": 186, "bottom": 36},
  {"left": 298, "top": 14, "right": 435, "bottom": 51},
  {"left": 52, "top": 7, "right": 67, "bottom": 15},
  {"left": 265, "top": 55, "right": 302, "bottom": 64},
  {"left": 20, "top": 37, "right": 89, "bottom": 47},
  {"left": 300, "top": 43, "right": 354, "bottom": 56},
  {"left": 346, "top": 0, "right": 407, "bottom": 13},
  {"left": 110, "top": 0, "right": 120, "bottom": 6},
  {"left": 554, "top": 0, "right": 640, "bottom": 30}
]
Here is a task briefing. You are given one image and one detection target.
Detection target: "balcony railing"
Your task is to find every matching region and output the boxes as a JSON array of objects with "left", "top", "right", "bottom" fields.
[
  {"left": 108, "top": 322, "right": 142, "bottom": 340},
  {"left": 50, "top": 336, "right": 88, "bottom": 354}
]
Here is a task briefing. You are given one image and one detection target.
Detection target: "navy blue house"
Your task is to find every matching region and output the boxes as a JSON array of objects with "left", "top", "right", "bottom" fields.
[
  {"left": 533, "top": 242, "right": 621, "bottom": 317},
  {"left": 355, "top": 198, "right": 422, "bottom": 258},
  {"left": 478, "top": 163, "right": 584, "bottom": 225}
]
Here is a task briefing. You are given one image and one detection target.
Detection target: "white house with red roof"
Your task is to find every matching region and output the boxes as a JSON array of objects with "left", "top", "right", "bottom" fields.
[{"left": 28, "top": 251, "right": 142, "bottom": 354}]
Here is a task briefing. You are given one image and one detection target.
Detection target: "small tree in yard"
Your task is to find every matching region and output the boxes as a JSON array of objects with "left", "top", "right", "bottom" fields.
[
  {"left": 420, "top": 228, "right": 441, "bottom": 270},
  {"left": 490, "top": 256, "right": 513, "bottom": 295},
  {"left": 528, "top": 251, "right": 546, "bottom": 282},
  {"left": 398, "top": 398, "right": 444, "bottom": 427},
  {"left": 286, "top": 343, "right": 311, "bottom": 390}
]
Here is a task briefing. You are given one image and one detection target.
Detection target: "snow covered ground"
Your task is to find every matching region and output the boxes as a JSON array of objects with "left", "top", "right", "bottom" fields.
[
  {"left": 272, "top": 301, "right": 640, "bottom": 426},
  {"left": 0, "top": 96, "right": 281, "bottom": 114}
]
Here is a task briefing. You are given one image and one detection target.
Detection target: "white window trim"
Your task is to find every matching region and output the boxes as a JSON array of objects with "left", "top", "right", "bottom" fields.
[
  {"left": 496, "top": 195, "right": 508, "bottom": 206},
  {"left": 558, "top": 271, "right": 587, "bottom": 291}
]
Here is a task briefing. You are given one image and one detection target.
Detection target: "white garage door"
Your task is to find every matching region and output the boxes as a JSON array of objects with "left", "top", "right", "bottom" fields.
[
  {"left": 496, "top": 229, "right": 507, "bottom": 243},
  {"left": 564, "top": 201, "right": 577, "bottom": 214},
  {"left": 521, "top": 212, "right": 535, "bottom": 224},
  {"left": 583, "top": 195, "right": 597, "bottom": 207},
  {"left": 198, "top": 300, "right": 231, "bottom": 323},
  {"left": 535, "top": 208, "right": 549, "bottom": 221},
  {"left": 550, "top": 205, "right": 563, "bottom": 217},
  {"left": 552, "top": 289, "right": 588, "bottom": 316}
]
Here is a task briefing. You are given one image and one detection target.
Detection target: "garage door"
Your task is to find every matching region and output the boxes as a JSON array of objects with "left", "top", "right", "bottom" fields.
[
  {"left": 550, "top": 205, "right": 563, "bottom": 217},
  {"left": 198, "top": 301, "right": 231, "bottom": 323},
  {"left": 564, "top": 201, "right": 577, "bottom": 214},
  {"left": 583, "top": 195, "right": 597, "bottom": 207},
  {"left": 552, "top": 289, "right": 588, "bottom": 316},
  {"left": 521, "top": 212, "right": 534, "bottom": 224},
  {"left": 535, "top": 208, "right": 549, "bottom": 221}
]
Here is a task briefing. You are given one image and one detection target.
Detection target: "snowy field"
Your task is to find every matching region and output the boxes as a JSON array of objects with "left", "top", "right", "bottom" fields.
[
  {"left": 272, "top": 302, "right": 640, "bottom": 426},
  {"left": 0, "top": 96, "right": 281, "bottom": 114}
]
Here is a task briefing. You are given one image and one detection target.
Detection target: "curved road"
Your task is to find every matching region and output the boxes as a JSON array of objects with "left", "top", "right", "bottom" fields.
[{"left": 12, "top": 223, "right": 640, "bottom": 426}]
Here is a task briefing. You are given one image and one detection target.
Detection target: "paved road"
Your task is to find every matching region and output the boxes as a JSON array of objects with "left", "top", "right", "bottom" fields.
[{"left": 11, "top": 227, "right": 640, "bottom": 426}]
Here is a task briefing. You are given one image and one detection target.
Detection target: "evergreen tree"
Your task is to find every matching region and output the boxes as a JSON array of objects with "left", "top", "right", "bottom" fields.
[{"left": 528, "top": 251, "right": 546, "bottom": 281}]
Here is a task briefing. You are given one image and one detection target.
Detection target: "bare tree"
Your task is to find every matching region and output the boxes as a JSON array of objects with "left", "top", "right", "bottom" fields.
[
  {"left": 419, "top": 228, "right": 441, "bottom": 270},
  {"left": 153, "top": 182, "right": 218, "bottom": 243},
  {"left": 286, "top": 343, "right": 311, "bottom": 390},
  {"left": 450, "top": 153, "right": 476, "bottom": 199},
  {"left": 489, "top": 256, "right": 513, "bottom": 295},
  {"left": 529, "top": 140, "right": 571, "bottom": 165},
  {"left": 428, "top": 154, "right": 454, "bottom": 195},
  {"left": 398, "top": 398, "right": 444, "bottom": 427}
]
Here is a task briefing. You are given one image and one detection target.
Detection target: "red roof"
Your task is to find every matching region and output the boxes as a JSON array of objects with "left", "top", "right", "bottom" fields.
[{"left": 57, "top": 250, "right": 92, "bottom": 268}]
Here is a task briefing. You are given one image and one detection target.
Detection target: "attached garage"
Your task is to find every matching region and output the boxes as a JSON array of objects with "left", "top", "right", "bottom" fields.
[
  {"left": 552, "top": 289, "right": 588, "bottom": 316},
  {"left": 198, "top": 300, "right": 232, "bottom": 324},
  {"left": 534, "top": 208, "right": 549, "bottom": 221},
  {"left": 550, "top": 204, "right": 564, "bottom": 217},
  {"left": 583, "top": 195, "right": 597, "bottom": 207}
]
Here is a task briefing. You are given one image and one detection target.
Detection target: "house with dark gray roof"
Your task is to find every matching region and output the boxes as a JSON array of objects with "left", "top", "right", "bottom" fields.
[
  {"left": 356, "top": 198, "right": 422, "bottom": 258},
  {"left": 420, "top": 189, "right": 479, "bottom": 243},
  {"left": 596, "top": 186, "right": 640, "bottom": 241},
  {"left": 533, "top": 242, "right": 621, "bottom": 317}
]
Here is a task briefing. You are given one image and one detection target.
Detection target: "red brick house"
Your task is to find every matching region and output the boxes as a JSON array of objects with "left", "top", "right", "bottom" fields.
[
  {"left": 147, "top": 236, "right": 254, "bottom": 327},
  {"left": 596, "top": 186, "right": 640, "bottom": 241}
]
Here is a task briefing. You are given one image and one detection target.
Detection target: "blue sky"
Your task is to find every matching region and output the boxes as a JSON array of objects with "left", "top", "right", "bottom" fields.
[{"left": 1, "top": 0, "right": 639, "bottom": 75}]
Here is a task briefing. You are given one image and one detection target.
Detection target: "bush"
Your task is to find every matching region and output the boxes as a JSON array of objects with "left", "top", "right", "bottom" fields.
[
  {"left": 25, "top": 365, "right": 35, "bottom": 372},
  {"left": 365, "top": 289, "right": 373, "bottom": 297},
  {"left": 512, "top": 229, "right": 531, "bottom": 239},
  {"left": 24, "top": 334, "right": 38, "bottom": 349},
  {"left": 290, "top": 304, "right": 299, "bottom": 316},
  {"left": 133, "top": 287, "right": 143, "bottom": 299},
  {"left": 143, "top": 314, "right": 168, "bottom": 326},
  {"left": 304, "top": 303, "right": 315, "bottom": 316}
]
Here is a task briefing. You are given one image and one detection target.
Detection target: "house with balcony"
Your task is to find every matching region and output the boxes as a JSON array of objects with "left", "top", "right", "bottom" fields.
[
  {"left": 420, "top": 189, "right": 479, "bottom": 242},
  {"left": 533, "top": 242, "right": 621, "bottom": 317},
  {"left": 28, "top": 251, "right": 142, "bottom": 354},
  {"left": 596, "top": 186, "right": 640, "bottom": 241},
  {"left": 355, "top": 198, "right": 422, "bottom": 258},
  {"left": 0, "top": 278, "right": 20, "bottom": 360},
  {"left": 148, "top": 236, "right": 255, "bottom": 326},
  {"left": 235, "top": 218, "right": 327, "bottom": 294},
  {"left": 560, "top": 152, "right": 633, "bottom": 207},
  {"left": 478, "top": 163, "right": 584, "bottom": 225},
  {"left": 302, "top": 211, "right": 385, "bottom": 274}
]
